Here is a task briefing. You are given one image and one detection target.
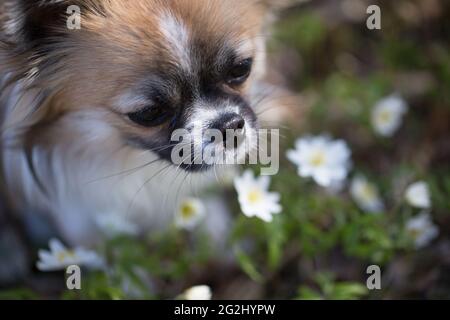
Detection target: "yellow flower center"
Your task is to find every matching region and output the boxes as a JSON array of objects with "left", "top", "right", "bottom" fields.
[
  {"left": 247, "top": 189, "right": 262, "bottom": 204},
  {"left": 57, "top": 251, "right": 75, "bottom": 263},
  {"left": 180, "top": 203, "right": 196, "bottom": 219},
  {"left": 378, "top": 110, "right": 392, "bottom": 124},
  {"left": 408, "top": 228, "right": 423, "bottom": 240},
  {"left": 361, "top": 185, "right": 376, "bottom": 201},
  {"left": 310, "top": 151, "right": 326, "bottom": 167}
]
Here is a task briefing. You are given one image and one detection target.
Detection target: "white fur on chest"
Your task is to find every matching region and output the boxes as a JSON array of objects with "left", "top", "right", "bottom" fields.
[{"left": 1, "top": 85, "right": 217, "bottom": 245}]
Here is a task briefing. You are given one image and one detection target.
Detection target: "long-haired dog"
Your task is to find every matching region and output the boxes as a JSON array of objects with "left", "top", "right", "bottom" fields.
[{"left": 0, "top": 0, "right": 292, "bottom": 245}]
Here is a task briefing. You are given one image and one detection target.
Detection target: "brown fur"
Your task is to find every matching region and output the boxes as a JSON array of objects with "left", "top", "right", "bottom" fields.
[
  {"left": 1, "top": 0, "right": 267, "bottom": 144},
  {"left": 0, "top": 0, "right": 296, "bottom": 245}
]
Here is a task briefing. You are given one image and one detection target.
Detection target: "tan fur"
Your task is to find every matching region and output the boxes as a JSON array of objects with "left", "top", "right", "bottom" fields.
[
  {"left": 2, "top": 0, "right": 266, "bottom": 141},
  {"left": 0, "top": 0, "right": 284, "bottom": 245}
]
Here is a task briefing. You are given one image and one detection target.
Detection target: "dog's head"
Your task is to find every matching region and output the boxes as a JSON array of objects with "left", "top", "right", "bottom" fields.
[{"left": 2, "top": 0, "right": 280, "bottom": 171}]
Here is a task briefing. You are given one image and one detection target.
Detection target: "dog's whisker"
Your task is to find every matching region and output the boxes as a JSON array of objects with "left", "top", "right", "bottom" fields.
[
  {"left": 86, "top": 141, "right": 192, "bottom": 183},
  {"left": 125, "top": 162, "right": 173, "bottom": 218}
]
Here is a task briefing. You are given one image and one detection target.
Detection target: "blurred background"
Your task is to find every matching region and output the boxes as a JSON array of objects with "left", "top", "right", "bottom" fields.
[{"left": 1, "top": 0, "right": 449, "bottom": 299}]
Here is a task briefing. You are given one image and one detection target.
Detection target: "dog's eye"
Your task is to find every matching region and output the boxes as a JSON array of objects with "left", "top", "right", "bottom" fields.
[
  {"left": 128, "top": 104, "right": 173, "bottom": 127},
  {"left": 227, "top": 58, "right": 253, "bottom": 86}
]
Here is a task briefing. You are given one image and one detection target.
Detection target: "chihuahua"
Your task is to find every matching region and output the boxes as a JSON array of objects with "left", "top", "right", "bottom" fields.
[{"left": 0, "top": 0, "right": 292, "bottom": 245}]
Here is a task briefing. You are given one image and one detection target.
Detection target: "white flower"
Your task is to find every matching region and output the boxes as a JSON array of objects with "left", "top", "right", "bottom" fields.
[
  {"left": 37, "top": 238, "right": 104, "bottom": 271},
  {"left": 95, "top": 213, "right": 138, "bottom": 237},
  {"left": 405, "top": 181, "right": 431, "bottom": 209},
  {"left": 175, "top": 198, "right": 206, "bottom": 230},
  {"left": 287, "top": 135, "right": 351, "bottom": 187},
  {"left": 234, "top": 170, "right": 282, "bottom": 222},
  {"left": 371, "top": 95, "right": 408, "bottom": 137},
  {"left": 405, "top": 212, "right": 439, "bottom": 248},
  {"left": 182, "top": 285, "right": 212, "bottom": 300},
  {"left": 350, "top": 176, "right": 384, "bottom": 213}
]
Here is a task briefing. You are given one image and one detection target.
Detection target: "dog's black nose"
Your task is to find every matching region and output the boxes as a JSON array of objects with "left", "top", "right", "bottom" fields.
[
  {"left": 210, "top": 113, "right": 246, "bottom": 148},
  {"left": 224, "top": 114, "right": 245, "bottom": 131},
  {"left": 211, "top": 113, "right": 245, "bottom": 136},
  {"left": 211, "top": 113, "right": 245, "bottom": 134}
]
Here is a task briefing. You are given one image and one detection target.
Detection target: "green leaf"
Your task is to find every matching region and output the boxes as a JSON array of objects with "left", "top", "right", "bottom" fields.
[{"left": 234, "top": 247, "right": 263, "bottom": 283}]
